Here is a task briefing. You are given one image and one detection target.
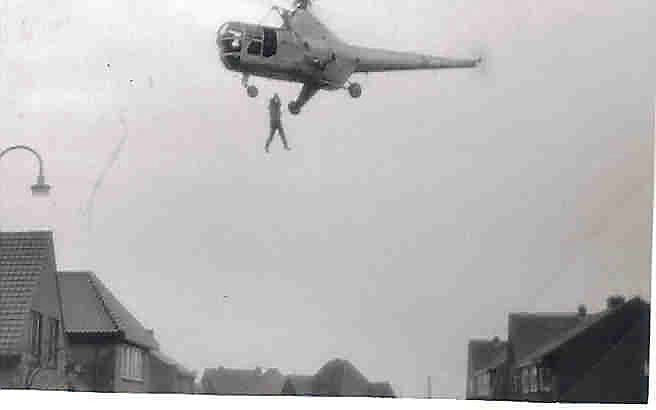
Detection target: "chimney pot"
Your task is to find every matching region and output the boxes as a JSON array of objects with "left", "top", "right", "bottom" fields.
[{"left": 578, "top": 305, "right": 587, "bottom": 317}]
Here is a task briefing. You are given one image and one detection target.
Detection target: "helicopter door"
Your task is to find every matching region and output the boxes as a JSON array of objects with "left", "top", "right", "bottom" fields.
[
  {"left": 247, "top": 39, "right": 263, "bottom": 56},
  {"left": 262, "top": 28, "right": 277, "bottom": 58}
]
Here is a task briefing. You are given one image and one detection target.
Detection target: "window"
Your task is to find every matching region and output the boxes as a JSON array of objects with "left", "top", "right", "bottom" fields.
[
  {"left": 30, "top": 311, "right": 42, "bottom": 359},
  {"left": 473, "top": 372, "right": 491, "bottom": 396},
  {"left": 521, "top": 367, "right": 529, "bottom": 394},
  {"left": 645, "top": 360, "right": 649, "bottom": 377},
  {"left": 512, "top": 374, "right": 520, "bottom": 393},
  {"left": 120, "top": 345, "right": 144, "bottom": 381},
  {"left": 221, "top": 38, "right": 242, "bottom": 53},
  {"left": 539, "top": 367, "right": 552, "bottom": 392},
  {"left": 47, "top": 318, "right": 59, "bottom": 367},
  {"left": 248, "top": 40, "right": 262, "bottom": 56},
  {"left": 528, "top": 366, "right": 539, "bottom": 393},
  {"left": 262, "top": 29, "right": 277, "bottom": 57}
]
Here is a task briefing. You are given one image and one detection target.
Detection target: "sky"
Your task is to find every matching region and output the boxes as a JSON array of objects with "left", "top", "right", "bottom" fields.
[{"left": 0, "top": 0, "right": 654, "bottom": 399}]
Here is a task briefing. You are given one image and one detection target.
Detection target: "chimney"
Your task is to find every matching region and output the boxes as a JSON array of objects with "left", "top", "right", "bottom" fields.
[
  {"left": 607, "top": 295, "right": 626, "bottom": 310},
  {"left": 577, "top": 305, "right": 587, "bottom": 317},
  {"left": 492, "top": 336, "right": 500, "bottom": 345}
]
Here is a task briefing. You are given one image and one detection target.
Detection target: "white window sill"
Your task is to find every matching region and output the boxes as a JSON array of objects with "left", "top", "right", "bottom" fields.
[{"left": 120, "top": 376, "right": 144, "bottom": 383}]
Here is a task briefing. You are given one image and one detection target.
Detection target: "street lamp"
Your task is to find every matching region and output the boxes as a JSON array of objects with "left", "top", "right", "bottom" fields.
[{"left": 0, "top": 145, "right": 51, "bottom": 196}]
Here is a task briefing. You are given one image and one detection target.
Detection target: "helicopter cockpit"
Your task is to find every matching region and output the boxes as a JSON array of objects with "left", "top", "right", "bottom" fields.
[
  {"left": 218, "top": 22, "right": 279, "bottom": 72},
  {"left": 217, "top": 22, "right": 243, "bottom": 69}
]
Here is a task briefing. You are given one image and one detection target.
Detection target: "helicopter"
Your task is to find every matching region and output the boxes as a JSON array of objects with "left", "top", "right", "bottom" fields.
[{"left": 217, "top": 0, "right": 483, "bottom": 115}]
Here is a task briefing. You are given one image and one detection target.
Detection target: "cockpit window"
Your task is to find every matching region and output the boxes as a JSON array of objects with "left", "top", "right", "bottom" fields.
[
  {"left": 217, "top": 23, "right": 244, "bottom": 53},
  {"left": 218, "top": 23, "right": 244, "bottom": 54},
  {"left": 263, "top": 29, "right": 277, "bottom": 58},
  {"left": 248, "top": 40, "right": 262, "bottom": 56},
  {"left": 222, "top": 38, "right": 242, "bottom": 53}
]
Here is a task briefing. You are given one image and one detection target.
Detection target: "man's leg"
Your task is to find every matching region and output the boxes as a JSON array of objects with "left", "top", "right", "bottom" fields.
[
  {"left": 278, "top": 124, "right": 291, "bottom": 150},
  {"left": 265, "top": 124, "right": 276, "bottom": 153}
]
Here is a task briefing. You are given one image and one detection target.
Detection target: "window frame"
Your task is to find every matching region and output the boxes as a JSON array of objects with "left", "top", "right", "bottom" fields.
[
  {"left": 247, "top": 39, "right": 263, "bottom": 56},
  {"left": 512, "top": 373, "right": 520, "bottom": 393},
  {"left": 46, "top": 318, "right": 59, "bottom": 368},
  {"left": 521, "top": 367, "right": 529, "bottom": 394},
  {"left": 538, "top": 366, "right": 553, "bottom": 392},
  {"left": 30, "top": 311, "right": 42, "bottom": 360},
  {"left": 262, "top": 28, "right": 277, "bottom": 58},
  {"left": 529, "top": 365, "right": 538, "bottom": 393},
  {"left": 120, "top": 344, "right": 145, "bottom": 382}
]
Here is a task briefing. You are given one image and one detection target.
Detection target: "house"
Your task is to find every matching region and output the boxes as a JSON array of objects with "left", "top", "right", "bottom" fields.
[
  {"left": 201, "top": 366, "right": 285, "bottom": 395},
  {"left": 313, "top": 358, "right": 371, "bottom": 396},
  {"left": 466, "top": 296, "right": 650, "bottom": 403},
  {"left": 288, "top": 359, "right": 397, "bottom": 398},
  {"left": 57, "top": 271, "right": 160, "bottom": 392},
  {"left": 466, "top": 338, "right": 508, "bottom": 400},
  {"left": 281, "top": 375, "right": 314, "bottom": 396},
  {"left": 59, "top": 271, "right": 195, "bottom": 394},
  {"left": 0, "top": 231, "right": 67, "bottom": 389}
]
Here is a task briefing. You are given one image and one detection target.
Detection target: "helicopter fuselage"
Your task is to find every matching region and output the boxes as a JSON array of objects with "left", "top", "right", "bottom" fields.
[
  {"left": 216, "top": 9, "right": 481, "bottom": 115},
  {"left": 217, "top": 21, "right": 356, "bottom": 91}
]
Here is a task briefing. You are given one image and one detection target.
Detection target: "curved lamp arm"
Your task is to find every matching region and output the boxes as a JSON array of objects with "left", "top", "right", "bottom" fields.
[{"left": 0, "top": 145, "right": 51, "bottom": 196}]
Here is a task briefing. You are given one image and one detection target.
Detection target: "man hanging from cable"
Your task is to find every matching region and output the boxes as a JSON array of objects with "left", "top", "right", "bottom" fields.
[{"left": 265, "top": 93, "right": 291, "bottom": 153}]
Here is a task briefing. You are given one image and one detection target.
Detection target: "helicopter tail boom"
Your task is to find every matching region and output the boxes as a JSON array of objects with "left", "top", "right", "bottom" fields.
[{"left": 351, "top": 46, "right": 482, "bottom": 73}]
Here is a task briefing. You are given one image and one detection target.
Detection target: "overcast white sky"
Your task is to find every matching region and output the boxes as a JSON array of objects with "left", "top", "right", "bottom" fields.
[{"left": 0, "top": 0, "right": 654, "bottom": 399}]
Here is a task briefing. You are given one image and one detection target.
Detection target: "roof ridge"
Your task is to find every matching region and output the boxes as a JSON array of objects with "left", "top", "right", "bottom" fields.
[{"left": 509, "top": 312, "right": 581, "bottom": 317}]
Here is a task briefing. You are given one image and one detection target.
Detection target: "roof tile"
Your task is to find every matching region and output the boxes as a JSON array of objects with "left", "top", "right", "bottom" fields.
[
  {"left": 0, "top": 231, "right": 54, "bottom": 354},
  {"left": 57, "top": 271, "right": 159, "bottom": 350}
]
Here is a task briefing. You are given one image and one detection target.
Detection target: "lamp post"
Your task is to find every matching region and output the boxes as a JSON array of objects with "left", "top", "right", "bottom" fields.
[{"left": 0, "top": 145, "right": 51, "bottom": 196}]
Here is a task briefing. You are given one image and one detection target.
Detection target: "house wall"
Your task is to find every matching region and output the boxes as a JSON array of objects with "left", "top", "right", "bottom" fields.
[
  {"left": 113, "top": 345, "right": 151, "bottom": 393},
  {"left": 22, "top": 233, "right": 67, "bottom": 389},
  {"left": 559, "top": 316, "right": 649, "bottom": 403},
  {"left": 503, "top": 301, "right": 650, "bottom": 403},
  {"left": 0, "top": 355, "right": 21, "bottom": 388},
  {"left": 552, "top": 303, "right": 648, "bottom": 400},
  {"left": 66, "top": 342, "right": 117, "bottom": 392},
  {"left": 176, "top": 374, "right": 196, "bottom": 394},
  {"left": 0, "top": 357, "right": 20, "bottom": 388},
  {"left": 148, "top": 355, "right": 177, "bottom": 393},
  {"left": 3, "top": 237, "right": 67, "bottom": 390}
]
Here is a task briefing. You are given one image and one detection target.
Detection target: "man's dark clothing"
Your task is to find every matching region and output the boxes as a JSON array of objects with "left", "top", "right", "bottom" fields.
[{"left": 266, "top": 97, "right": 289, "bottom": 152}]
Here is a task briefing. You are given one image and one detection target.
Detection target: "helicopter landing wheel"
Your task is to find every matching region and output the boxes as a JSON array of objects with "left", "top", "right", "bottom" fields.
[
  {"left": 289, "top": 101, "right": 301, "bottom": 115},
  {"left": 247, "top": 85, "right": 259, "bottom": 98},
  {"left": 348, "top": 82, "right": 362, "bottom": 98}
]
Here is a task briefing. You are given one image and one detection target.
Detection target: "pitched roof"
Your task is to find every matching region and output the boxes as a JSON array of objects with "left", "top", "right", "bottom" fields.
[
  {"left": 282, "top": 375, "right": 314, "bottom": 395},
  {"left": 468, "top": 339, "right": 507, "bottom": 374},
  {"left": 313, "top": 358, "right": 370, "bottom": 396},
  {"left": 57, "top": 271, "right": 158, "bottom": 350},
  {"left": 473, "top": 343, "right": 508, "bottom": 376},
  {"left": 516, "top": 297, "right": 649, "bottom": 367},
  {"left": 0, "top": 231, "right": 55, "bottom": 355},
  {"left": 508, "top": 312, "right": 585, "bottom": 364},
  {"left": 151, "top": 349, "right": 196, "bottom": 377}
]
